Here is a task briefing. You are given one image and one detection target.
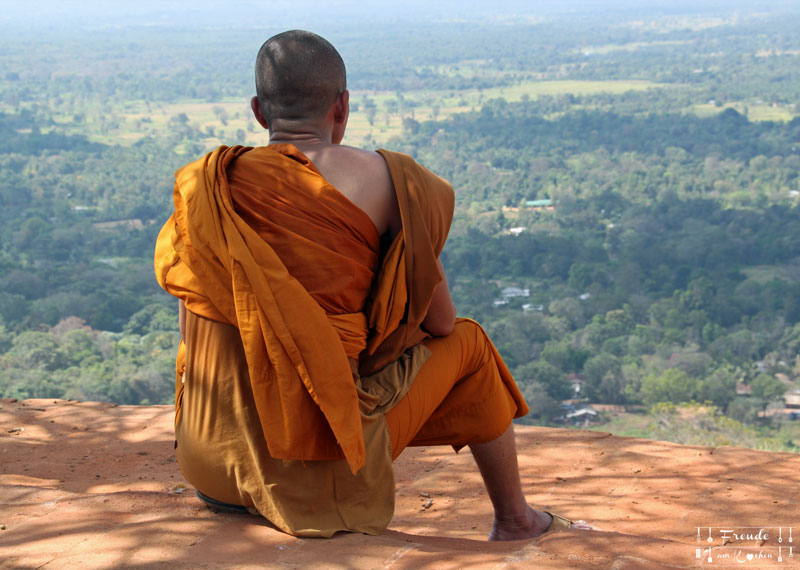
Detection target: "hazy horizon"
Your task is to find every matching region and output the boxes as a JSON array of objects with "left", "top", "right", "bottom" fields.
[{"left": 2, "top": 0, "right": 799, "bottom": 32}]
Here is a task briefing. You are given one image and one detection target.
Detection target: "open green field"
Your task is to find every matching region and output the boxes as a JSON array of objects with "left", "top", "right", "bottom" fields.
[
  {"left": 45, "top": 98, "right": 267, "bottom": 152},
  {"left": 589, "top": 407, "right": 800, "bottom": 451},
  {"left": 740, "top": 265, "right": 800, "bottom": 285},
  {"left": 578, "top": 40, "right": 690, "bottom": 55},
  {"left": 344, "top": 79, "right": 667, "bottom": 146},
  {"left": 29, "top": 79, "right": 798, "bottom": 152},
  {"left": 619, "top": 14, "right": 738, "bottom": 33},
  {"left": 691, "top": 102, "right": 798, "bottom": 122},
  {"left": 31, "top": 79, "right": 669, "bottom": 149},
  {"left": 586, "top": 409, "right": 653, "bottom": 439}
]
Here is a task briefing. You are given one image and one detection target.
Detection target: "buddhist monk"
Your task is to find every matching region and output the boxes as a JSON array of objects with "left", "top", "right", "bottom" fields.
[{"left": 155, "top": 29, "right": 590, "bottom": 540}]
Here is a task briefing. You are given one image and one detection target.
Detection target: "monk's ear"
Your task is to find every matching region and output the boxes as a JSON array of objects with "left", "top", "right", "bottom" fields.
[
  {"left": 331, "top": 90, "right": 349, "bottom": 144},
  {"left": 334, "top": 90, "right": 349, "bottom": 123},
  {"left": 250, "top": 96, "right": 270, "bottom": 130}
]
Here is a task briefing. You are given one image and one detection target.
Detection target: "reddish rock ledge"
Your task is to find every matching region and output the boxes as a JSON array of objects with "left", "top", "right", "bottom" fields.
[{"left": 1, "top": 398, "right": 798, "bottom": 569}]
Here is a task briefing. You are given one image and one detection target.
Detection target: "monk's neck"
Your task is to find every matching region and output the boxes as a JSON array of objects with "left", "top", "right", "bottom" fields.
[
  {"left": 270, "top": 130, "right": 337, "bottom": 154},
  {"left": 270, "top": 132, "right": 326, "bottom": 143},
  {"left": 269, "top": 119, "right": 335, "bottom": 145}
]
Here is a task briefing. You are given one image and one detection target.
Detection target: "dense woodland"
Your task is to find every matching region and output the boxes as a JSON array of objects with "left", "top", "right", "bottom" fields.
[{"left": 1, "top": 4, "right": 800, "bottom": 450}]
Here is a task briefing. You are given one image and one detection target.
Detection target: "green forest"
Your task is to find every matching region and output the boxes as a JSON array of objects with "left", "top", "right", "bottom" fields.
[{"left": 1, "top": 4, "right": 800, "bottom": 451}]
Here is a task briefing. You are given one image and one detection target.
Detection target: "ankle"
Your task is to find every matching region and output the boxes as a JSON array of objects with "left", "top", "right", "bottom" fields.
[
  {"left": 489, "top": 506, "right": 553, "bottom": 541},
  {"left": 493, "top": 509, "right": 534, "bottom": 526}
]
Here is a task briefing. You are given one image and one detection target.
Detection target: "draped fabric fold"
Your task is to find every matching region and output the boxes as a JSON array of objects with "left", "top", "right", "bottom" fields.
[
  {"left": 155, "top": 144, "right": 455, "bottom": 477},
  {"left": 156, "top": 145, "right": 365, "bottom": 473},
  {"left": 360, "top": 149, "right": 454, "bottom": 375}
]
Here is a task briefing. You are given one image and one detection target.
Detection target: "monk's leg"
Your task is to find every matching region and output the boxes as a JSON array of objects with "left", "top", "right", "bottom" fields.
[
  {"left": 385, "top": 319, "right": 518, "bottom": 457},
  {"left": 387, "top": 319, "right": 589, "bottom": 540},
  {"left": 470, "top": 424, "right": 593, "bottom": 540},
  {"left": 469, "top": 424, "right": 555, "bottom": 540}
]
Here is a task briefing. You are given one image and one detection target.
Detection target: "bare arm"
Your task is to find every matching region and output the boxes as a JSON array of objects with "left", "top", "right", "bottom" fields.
[{"left": 421, "top": 257, "right": 456, "bottom": 337}]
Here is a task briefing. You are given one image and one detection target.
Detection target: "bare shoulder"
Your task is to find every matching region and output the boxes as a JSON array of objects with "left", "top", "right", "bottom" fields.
[
  {"left": 340, "top": 146, "right": 398, "bottom": 236},
  {"left": 338, "top": 145, "right": 392, "bottom": 185},
  {"left": 311, "top": 144, "right": 399, "bottom": 236}
]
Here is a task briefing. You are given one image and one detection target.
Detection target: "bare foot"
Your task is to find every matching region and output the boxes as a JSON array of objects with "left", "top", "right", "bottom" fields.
[{"left": 488, "top": 506, "right": 592, "bottom": 541}]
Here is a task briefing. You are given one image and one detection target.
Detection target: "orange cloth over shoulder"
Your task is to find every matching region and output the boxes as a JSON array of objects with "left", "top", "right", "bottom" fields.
[
  {"left": 361, "top": 149, "right": 454, "bottom": 375},
  {"left": 228, "top": 145, "right": 380, "bottom": 359},
  {"left": 154, "top": 144, "right": 454, "bottom": 475}
]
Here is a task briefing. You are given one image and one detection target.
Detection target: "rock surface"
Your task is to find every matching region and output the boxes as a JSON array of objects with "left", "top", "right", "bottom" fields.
[{"left": 1, "top": 398, "right": 798, "bottom": 569}]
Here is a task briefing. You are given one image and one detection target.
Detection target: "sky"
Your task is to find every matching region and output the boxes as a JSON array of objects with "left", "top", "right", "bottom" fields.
[{"left": 1, "top": 0, "right": 798, "bottom": 31}]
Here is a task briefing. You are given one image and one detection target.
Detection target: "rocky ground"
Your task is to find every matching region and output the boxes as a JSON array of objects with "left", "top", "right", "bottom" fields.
[{"left": 1, "top": 398, "right": 798, "bottom": 569}]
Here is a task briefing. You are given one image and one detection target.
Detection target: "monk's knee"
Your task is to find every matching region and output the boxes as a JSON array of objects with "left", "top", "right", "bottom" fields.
[
  {"left": 453, "top": 318, "right": 492, "bottom": 346},
  {"left": 452, "top": 317, "right": 484, "bottom": 337},
  {"left": 450, "top": 319, "right": 494, "bottom": 370}
]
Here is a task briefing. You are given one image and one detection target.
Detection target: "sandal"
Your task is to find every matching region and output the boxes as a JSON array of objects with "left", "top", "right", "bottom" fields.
[{"left": 544, "top": 511, "right": 574, "bottom": 533}]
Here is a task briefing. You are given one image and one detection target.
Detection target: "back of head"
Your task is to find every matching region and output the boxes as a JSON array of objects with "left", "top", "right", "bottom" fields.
[{"left": 255, "top": 30, "right": 346, "bottom": 124}]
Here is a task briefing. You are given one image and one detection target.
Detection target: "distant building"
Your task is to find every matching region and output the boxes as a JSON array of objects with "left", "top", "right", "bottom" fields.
[
  {"left": 501, "top": 287, "right": 530, "bottom": 298},
  {"left": 556, "top": 406, "right": 598, "bottom": 425},
  {"left": 507, "top": 226, "right": 526, "bottom": 236},
  {"left": 525, "top": 199, "right": 552, "bottom": 207},
  {"left": 522, "top": 303, "right": 544, "bottom": 313},
  {"left": 567, "top": 373, "right": 586, "bottom": 397},
  {"left": 786, "top": 390, "right": 800, "bottom": 409},
  {"left": 567, "top": 408, "right": 597, "bottom": 421},
  {"left": 525, "top": 199, "right": 555, "bottom": 211},
  {"left": 493, "top": 287, "right": 531, "bottom": 308}
]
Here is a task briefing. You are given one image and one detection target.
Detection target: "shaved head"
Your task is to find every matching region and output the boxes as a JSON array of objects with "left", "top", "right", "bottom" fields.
[{"left": 255, "top": 30, "right": 346, "bottom": 124}]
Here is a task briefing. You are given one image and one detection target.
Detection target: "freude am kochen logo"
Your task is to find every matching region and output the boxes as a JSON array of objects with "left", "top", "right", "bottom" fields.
[{"left": 697, "top": 526, "right": 795, "bottom": 565}]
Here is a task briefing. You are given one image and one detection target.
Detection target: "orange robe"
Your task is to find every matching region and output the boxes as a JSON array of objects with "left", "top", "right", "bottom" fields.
[{"left": 154, "top": 144, "right": 528, "bottom": 536}]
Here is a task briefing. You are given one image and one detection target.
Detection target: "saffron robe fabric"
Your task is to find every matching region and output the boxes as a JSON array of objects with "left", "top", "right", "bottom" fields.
[
  {"left": 155, "top": 144, "right": 450, "bottom": 473},
  {"left": 154, "top": 144, "right": 528, "bottom": 536}
]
